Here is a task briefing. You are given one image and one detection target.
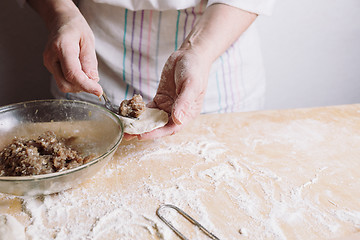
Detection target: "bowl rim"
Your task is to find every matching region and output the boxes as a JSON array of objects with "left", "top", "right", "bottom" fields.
[{"left": 0, "top": 99, "right": 124, "bottom": 181}]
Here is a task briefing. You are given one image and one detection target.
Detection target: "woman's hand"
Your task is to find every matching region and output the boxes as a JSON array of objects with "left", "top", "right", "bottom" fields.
[
  {"left": 135, "top": 4, "right": 257, "bottom": 140},
  {"left": 136, "top": 49, "right": 211, "bottom": 140},
  {"left": 28, "top": 0, "right": 102, "bottom": 96}
]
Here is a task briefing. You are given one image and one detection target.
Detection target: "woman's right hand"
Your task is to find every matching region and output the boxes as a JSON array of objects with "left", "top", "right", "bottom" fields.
[{"left": 28, "top": 0, "right": 102, "bottom": 96}]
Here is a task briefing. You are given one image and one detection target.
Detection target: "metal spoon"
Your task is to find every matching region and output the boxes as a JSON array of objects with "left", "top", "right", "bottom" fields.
[{"left": 102, "top": 91, "right": 138, "bottom": 119}]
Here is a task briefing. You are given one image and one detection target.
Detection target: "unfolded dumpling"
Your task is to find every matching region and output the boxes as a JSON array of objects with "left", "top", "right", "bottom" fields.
[{"left": 120, "top": 107, "right": 168, "bottom": 135}]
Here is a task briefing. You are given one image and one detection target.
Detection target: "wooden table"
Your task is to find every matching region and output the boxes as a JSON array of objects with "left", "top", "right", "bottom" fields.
[{"left": 1, "top": 104, "right": 360, "bottom": 239}]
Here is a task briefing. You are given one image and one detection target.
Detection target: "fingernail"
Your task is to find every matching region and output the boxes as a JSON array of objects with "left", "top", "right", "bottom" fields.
[
  {"left": 94, "top": 87, "right": 103, "bottom": 97},
  {"left": 174, "top": 110, "right": 184, "bottom": 125}
]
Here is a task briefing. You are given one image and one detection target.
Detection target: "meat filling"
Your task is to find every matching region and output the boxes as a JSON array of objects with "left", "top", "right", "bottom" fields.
[
  {"left": 0, "top": 131, "right": 93, "bottom": 176},
  {"left": 119, "top": 94, "right": 146, "bottom": 118}
]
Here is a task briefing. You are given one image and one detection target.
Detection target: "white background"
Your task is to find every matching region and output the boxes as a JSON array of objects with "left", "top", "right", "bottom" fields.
[
  {"left": 1, "top": 0, "right": 359, "bottom": 110},
  {"left": 257, "top": 0, "right": 360, "bottom": 110}
]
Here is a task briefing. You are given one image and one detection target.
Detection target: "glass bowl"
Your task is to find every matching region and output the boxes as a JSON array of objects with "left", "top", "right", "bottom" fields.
[{"left": 0, "top": 99, "right": 123, "bottom": 196}]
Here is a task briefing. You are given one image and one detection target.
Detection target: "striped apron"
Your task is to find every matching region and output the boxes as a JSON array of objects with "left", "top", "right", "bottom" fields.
[{"left": 51, "top": 0, "right": 266, "bottom": 113}]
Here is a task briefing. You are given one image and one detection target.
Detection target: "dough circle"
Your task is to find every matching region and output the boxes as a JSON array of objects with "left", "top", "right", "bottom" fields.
[
  {"left": 0, "top": 214, "right": 26, "bottom": 240},
  {"left": 120, "top": 107, "right": 169, "bottom": 135}
]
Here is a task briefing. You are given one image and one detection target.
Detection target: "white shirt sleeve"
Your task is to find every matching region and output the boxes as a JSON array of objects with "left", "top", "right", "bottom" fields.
[{"left": 206, "top": 0, "right": 276, "bottom": 16}]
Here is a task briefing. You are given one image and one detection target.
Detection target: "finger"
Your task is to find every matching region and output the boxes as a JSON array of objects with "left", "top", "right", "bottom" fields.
[
  {"left": 172, "top": 97, "right": 203, "bottom": 126},
  {"left": 59, "top": 44, "right": 103, "bottom": 96},
  {"left": 137, "top": 120, "right": 182, "bottom": 140},
  {"left": 123, "top": 133, "right": 138, "bottom": 141},
  {"left": 44, "top": 49, "right": 77, "bottom": 93},
  {"left": 156, "top": 52, "right": 180, "bottom": 95},
  {"left": 51, "top": 61, "right": 83, "bottom": 93},
  {"left": 79, "top": 37, "right": 99, "bottom": 82},
  {"left": 150, "top": 52, "right": 182, "bottom": 113},
  {"left": 172, "top": 78, "right": 204, "bottom": 125},
  {"left": 173, "top": 60, "right": 207, "bottom": 125},
  {"left": 146, "top": 101, "right": 157, "bottom": 108}
]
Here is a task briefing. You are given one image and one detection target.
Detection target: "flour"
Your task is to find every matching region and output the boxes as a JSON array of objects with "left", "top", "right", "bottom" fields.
[
  {"left": 0, "top": 133, "right": 359, "bottom": 239},
  {"left": 0, "top": 214, "right": 26, "bottom": 240},
  {"left": 335, "top": 210, "right": 360, "bottom": 228},
  {"left": 8, "top": 137, "right": 228, "bottom": 240}
]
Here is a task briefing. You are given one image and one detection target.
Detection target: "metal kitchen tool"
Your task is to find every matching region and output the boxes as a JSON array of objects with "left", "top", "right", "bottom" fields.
[
  {"left": 102, "top": 91, "right": 138, "bottom": 120},
  {"left": 156, "top": 204, "right": 220, "bottom": 240}
]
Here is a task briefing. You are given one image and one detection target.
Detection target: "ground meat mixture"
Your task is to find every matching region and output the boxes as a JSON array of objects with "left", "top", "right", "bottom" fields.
[
  {"left": 0, "top": 131, "right": 93, "bottom": 176},
  {"left": 119, "top": 94, "right": 146, "bottom": 118}
]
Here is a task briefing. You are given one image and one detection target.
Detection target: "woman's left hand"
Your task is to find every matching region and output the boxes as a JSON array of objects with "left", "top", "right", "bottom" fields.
[
  {"left": 130, "top": 48, "right": 211, "bottom": 140},
  {"left": 124, "top": 3, "right": 257, "bottom": 140}
]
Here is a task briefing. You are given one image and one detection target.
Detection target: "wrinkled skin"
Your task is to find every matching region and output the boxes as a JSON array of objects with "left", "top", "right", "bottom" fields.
[
  {"left": 42, "top": 7, "right": 103, "bottom": 96},
  {"left": 127, "top": 49, "right": 211, "bottom": 140}
]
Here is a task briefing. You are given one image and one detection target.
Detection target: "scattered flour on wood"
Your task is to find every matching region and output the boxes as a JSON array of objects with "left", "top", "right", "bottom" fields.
[{"left": 0, "top": 135, "right": 359, "bottom": 240}]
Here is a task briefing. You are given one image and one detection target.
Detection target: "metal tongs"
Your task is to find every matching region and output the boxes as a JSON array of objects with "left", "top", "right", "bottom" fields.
[
  {"left": 156, "top": 204, "right": 220, "bottom": 240},
  {"left": 102, "top": 91, "right": 138, "bottom": 120}
]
